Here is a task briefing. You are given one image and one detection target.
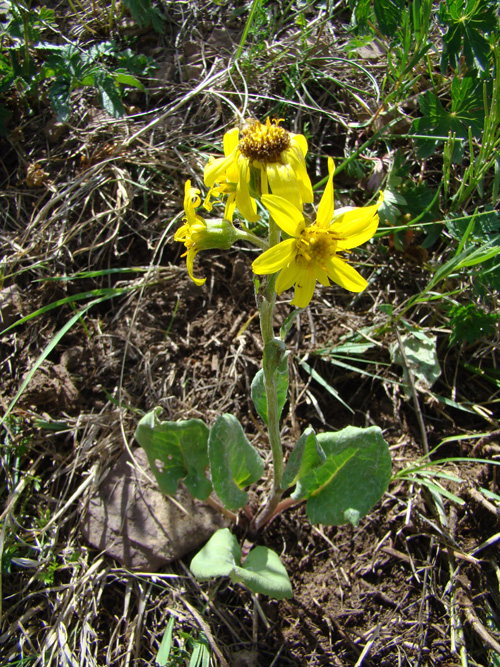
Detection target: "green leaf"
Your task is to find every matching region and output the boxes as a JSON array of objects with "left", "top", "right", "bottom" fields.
[
  {"left": 156, "top": 617, "right": 175, "bottom": 666},
  {"left": 448, "top": 303, "right": 499, "bottom": 345},
  {"left": 134, "top": 408, "right": 212, "bottom": 500},
  {"left": 439, "top": 0, "right": 498, "bottom": 72},
  {"left": 122, "top": 0, "right": 165, "bottom": 32},
  {"left": 190, "top": 529, "right": 292, "bottom": 599},
  {"left": 293, "top": 426, "right": 392, "bottom": 526},
  {"left": 95, "top": 73, "right": 124, "bottom": 117},
  {"left": 208, "top": 414, "right": 264, "bottom": 510},
  {"left": 389, "top": 328, "right": 441, "bottom": 396},
  {"left": 251, "top": 339, "right": 288, "bottom": 426},
  {"left": 374, "top": 0, "right": 404, "bottom": 37},
  {"left": 190, "top": 528, "right": 242, "bottom": 579},
  {"left": 48, "top": 78, "right": 71, "bottom": 121},
  {"left": 411, "top": 76, "right": 484, "bottom": 160},
  {"left": 282, "top": 427, "right": 326, "bottom": 490},
  {"left": 113, "top": 71, "right": 145, "bottom": 91},
  {"left": 238, "top": 546, "right": 292, "bottom": 599}
]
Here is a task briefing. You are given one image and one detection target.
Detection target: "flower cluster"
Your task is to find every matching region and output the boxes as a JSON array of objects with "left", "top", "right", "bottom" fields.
[{"left": 175, "top": 117, "right": 382, "bottom": 308}]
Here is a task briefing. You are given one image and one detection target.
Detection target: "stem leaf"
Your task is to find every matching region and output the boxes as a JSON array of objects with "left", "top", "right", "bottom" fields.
[{"left": 251, "top": 339, "right": 289, "bottom": 426}]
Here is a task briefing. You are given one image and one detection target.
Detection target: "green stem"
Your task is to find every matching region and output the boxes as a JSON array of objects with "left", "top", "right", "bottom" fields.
[{"left": 252, "top": 217, "right": 284, "bottom": 531}]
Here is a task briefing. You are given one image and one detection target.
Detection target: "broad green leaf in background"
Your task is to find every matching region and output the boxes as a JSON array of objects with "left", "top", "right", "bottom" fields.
[
  {"left": 439, "top": 0, "right": 498, "bottom": 72},
  {"left": 190, "top": 528, "right": 292, "bottom": 599},
  {"left": 208, "top": 414, "right": 264, "bottom": 510},
  {"left": 282, "top": 428, "right": 326, "bottom": 490},
  {"left": 374, "top": 0, "right": 404, "bottom": 37},
  {"left": 411, "top": 76, "right": 484, "bottom": 160},
  {"left": 134, "top": 408, "right": 212, "bottom": 500},
  {"left": 292, "top": 426, "right": 392, "bottom": 526},
  {"left": 251, "top": 339, "right": 289, "bottom": 426},
  {"left": 447, "top": 303, "right": 500, "bottom": 345},
  {"left": 390, "top": 327, "right": 441, "bottom": 396}
]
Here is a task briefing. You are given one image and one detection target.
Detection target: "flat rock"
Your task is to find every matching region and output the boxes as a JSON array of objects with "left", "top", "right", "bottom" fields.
[{"left": 81, "top": 448, "right": 227, "bottom": 571}]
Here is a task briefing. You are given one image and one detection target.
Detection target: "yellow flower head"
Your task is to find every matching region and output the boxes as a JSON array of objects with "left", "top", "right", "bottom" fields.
[
  {"left": 175, "top": 180, "right": 239, "bottom": 286},
  {"left": 252, "top": 158, "right": 382, "bottom": 308},
  {"left": 204, "top": 118, "right": 313, "bottom": 223}
]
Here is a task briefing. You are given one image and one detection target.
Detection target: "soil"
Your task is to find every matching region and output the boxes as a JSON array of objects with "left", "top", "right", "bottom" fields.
[{"left": 1, "top": 2, "right": 499, "bottom": 666}]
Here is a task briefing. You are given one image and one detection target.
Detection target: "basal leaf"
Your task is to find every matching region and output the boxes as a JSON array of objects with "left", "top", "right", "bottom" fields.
[
  {"left": 190, "top": 528, "right": 241, "bottom": 579},
  {"left": 191, "top": 530, "right": 292, "bottom": 599},
  {"left": 293, "top": 426, "right": 391, "bottom": 526},
  {"left": 390, "top": 327, "right": 441, "bottom": 395},
  {"left": 208, "top": 414, "right": 264, "bottom": 510},
  {"left": 134, "top": 408, "right": 212, "bottom": 500},
  {"left": 237, "top": 546, "right": 292, "bottom": 599}
]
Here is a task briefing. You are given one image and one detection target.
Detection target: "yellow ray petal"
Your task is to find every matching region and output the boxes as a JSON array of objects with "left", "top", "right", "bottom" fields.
[
  {"left": 291, "top": 269, "right": 316, "bottom": 308},
  {"left": 332, "top": 200, "right": 381, "bottom": 249},
  {"left": 286, "top": 147, "right": 313, "bottom": 203},
  {"left": 186, "top": 248, "right": 206, "bottom": 286},
  {"left": 261, "top": 194, "right": 304, "bottom": 237},
  {"left": 276, "top": 260, "right": 300, "bottom": 293},
  {"left": 236, "top": 159, "right": 260, "bottom": 223},
  {"left": 291, "top": 133, "right": 308, "bottom": 158},
  {"left": 252, "top": 238, "right": 296, "bottom": 274},
  {"left": 266, "top": 162, "right": 302, "bottom": 210},
  {"left": 223, "top": 127, "right": 239, "bottom": 156},
  {"left": 316, "top": 157, "right": 335, "bottom": 229},
  {"left": 324, "top": 256, "right": 367, "bottom": 292},
  {"left": 204, "top": 149, "right": 238, "bottom": 187}
]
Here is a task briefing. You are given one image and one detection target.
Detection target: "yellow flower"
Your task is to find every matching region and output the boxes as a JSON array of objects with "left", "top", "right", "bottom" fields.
[
  {"left": 175, "top": 180, "right": 239, "bottom": 286},
  {"left": 252, "top": 158, "right": 382, "bottom": 308},
  {"left": 204, "top": 118, "right": 313, "bottom": 223}
]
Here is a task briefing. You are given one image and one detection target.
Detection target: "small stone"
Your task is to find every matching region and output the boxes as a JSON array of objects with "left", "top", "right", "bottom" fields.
[{"left": 81, "top": 448, "right": 228, "bottom": 571}]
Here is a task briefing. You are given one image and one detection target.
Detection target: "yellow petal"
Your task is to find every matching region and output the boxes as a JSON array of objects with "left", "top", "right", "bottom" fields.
[
  {"left": 252, "top": 238, "right": 296, "bottom": 274},
  {"left": 286, "top": 146, "right": 313, "bottom": 203},
  {"left": 332, "top": 201, "right": 381, "bottom": 250},
  {"left": 186, "top": 248, "right": 206, "bottom": 286},
  {"left": 275, "top": 260, "right": 300, "bottom": 293},
  {"left": 316, "top": 157, "right": 335, "bottom": 229},
  {"left": 224, "top": 193, "right": 237, "bottom": 221},
  {"left": 236, "top": 159, "right": 260, "bottom": 222},
  {"left": 291, "top": 133, "right": 308, "bottom": 158},
  {"left": 204, "top": 149, "right": 238, "bottom": 187},
  {"left": 223, "top": 127, "right": 239, "bottom": 156},
  {"left": 290, "top": 269, "right": 316, "bottom": 308},
  {"left": 266, "top": 162, "right": 301, "bottom": 208},
  {"left": 261, "top": 194, "right": 304, "bottom": 237},
  {"left": 324, "top": 256, "right": 367, "bottom": 292}
]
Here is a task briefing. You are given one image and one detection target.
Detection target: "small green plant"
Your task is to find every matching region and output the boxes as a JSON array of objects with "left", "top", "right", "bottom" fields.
[{"left": 0, "top": 2, "right": 157, "bottom": 133}]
